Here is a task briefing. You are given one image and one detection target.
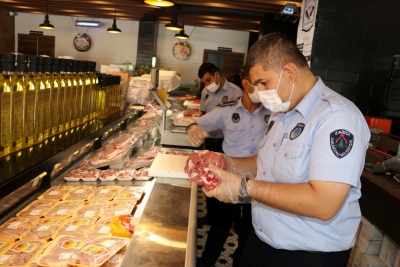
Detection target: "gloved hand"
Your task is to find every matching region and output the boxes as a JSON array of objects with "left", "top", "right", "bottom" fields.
[
  {"left": 186, "top": 124, "right": 209, "bottom": 147},
  {"left": 204, "top": 164, "right": 253, "bottom": 203},
  {"left": 217, "top": 153, "right": 236, "bottom": 174}
]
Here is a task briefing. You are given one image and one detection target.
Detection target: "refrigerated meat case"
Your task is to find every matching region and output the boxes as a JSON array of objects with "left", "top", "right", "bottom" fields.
[{"left": 0, "top": 109, "right": 197, "bottom": 267}]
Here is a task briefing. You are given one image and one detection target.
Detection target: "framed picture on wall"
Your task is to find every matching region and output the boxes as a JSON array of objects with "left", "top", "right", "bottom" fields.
[
  {"left": 172, "top": 42, "right": 191, "bottom": 60},
  {"left": 73, "top": 33, "right": 91, "bottom": 52}
]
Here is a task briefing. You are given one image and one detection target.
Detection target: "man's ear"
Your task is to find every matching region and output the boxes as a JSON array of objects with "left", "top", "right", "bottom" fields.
[{"left": 282, "top": 64, "right": 297, "bottom": 83}]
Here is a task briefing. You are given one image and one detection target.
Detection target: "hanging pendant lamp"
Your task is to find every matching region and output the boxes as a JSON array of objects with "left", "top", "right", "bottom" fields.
[
  {"left": 174, "top": 13, "right": 188, "bottom": 40},
  {"left": 144, "top": 0, "right": 174, "bottom": 7},
  {"left": 107, "top": 5, "right": 121, "bottom": 33},
  {"left": 39, "top": 0, "right": 54, "bottom": 29},
  {"left": 164, "top": 11, "right": 183, "bottom": 31}
]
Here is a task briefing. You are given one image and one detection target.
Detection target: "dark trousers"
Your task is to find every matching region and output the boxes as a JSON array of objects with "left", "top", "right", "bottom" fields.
[
  {"left": 239, "top": 230, "right": 351, "bottom": 267},
  {"left": 233, "top": 203, "right": 253, "bottom": 267}
]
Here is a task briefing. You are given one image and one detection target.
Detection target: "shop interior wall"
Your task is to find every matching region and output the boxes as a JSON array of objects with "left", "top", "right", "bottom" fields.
[
  {"left": 311, "top": 0, "right": 400, "bottom": 125},
  {"left": 156, "top": 24, "right": 250, "bottom": 86},
  {"left": 14, "top": 12, "right": 139, "bottom": 70},
  {"left": 0, "top": 9, "right": 15, "bottom": 53}
]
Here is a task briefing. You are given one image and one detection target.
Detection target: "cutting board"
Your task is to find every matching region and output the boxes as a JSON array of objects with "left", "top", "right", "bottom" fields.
[
  {"left": 148, "top": 153, "right": 189, "bottom": 179},
  {"left": 184, "top": 100, "right": 200, "bottom": 108}
]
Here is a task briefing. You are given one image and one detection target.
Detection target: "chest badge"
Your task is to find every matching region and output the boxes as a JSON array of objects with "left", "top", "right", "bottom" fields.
[
  {"left": 265, "top": 120, "right": 275, "bottom": 135},
  {"left": 330, "top": 129, "right": 354, "bottom": 159},
  {"left": 222, "top": 96, "right": 228, "bottom": 102},
  {"left": 205, "top": 94, "right": 209, "bottom": 100},
  {"left": 232, "top": 113, "right": 240, "bottom": 123},
  {"left": 264, "top": 115, "right": 270, "bottom": 124},
  {"left": 290, "top": 123, "right": 305, "bottom": 140}
]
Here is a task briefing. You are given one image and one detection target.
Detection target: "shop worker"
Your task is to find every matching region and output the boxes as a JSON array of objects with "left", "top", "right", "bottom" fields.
[
  {"left": 205, "top": 32, "right": 371, "bottom": 267},
  {"left": 188, "top": 68, "right": 270, "bottom": 267},
  {"left": 197, "top": 62, "right": 243, "bottom": 227}
]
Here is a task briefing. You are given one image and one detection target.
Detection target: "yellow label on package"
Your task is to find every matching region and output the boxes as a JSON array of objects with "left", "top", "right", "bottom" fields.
[
  {"left": 7, "top": 218, "right": 29, "bottom": 229},
  {"left": 68, "top": 218, "right": 90, "bottom": 226},
  {"left": 57, "top": 239, "right": 85, "bottom": 249},
  {"left": 0, "top": 242, "right": 8, "bottom": 250},
  {"left": 0, "top": 255, "right": 14, "bottom": 264},
  {"left": 11, "top": 242, "right": 38, "bottom": 253},
  {"left": 81, "top": 245, "right": 109, "bottom": 256},
  {"left": 39, "top": 218, "right": 62, "bottom": 225}
]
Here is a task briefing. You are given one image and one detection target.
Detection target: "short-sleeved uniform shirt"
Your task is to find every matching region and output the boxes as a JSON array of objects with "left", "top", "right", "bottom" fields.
[
  {"left": 196, "top": 99, "right": 270, "bottom": 158},
  {"left": 253, "top": 78, "right": 371, "bottom": 252}
]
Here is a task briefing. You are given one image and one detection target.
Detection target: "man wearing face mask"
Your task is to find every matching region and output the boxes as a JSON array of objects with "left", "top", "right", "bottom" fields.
[
  {"left": 202, "top": 33, "right": 371, "bottom": 267},
  {"left": 187, "top": 67, "right": 270, "bottom": 267}
]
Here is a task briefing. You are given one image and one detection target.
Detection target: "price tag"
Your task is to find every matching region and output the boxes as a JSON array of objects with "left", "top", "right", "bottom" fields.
[{"left": 101, "top": 240, "right": 117, "bottom": 248}]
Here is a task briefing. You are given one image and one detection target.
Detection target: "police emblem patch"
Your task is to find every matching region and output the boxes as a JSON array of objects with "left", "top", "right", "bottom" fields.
[
  {"left": 264, "top": 115, "right": 270, "bottom": 124},
  {"left": 290, "top": 123, "right": 305, "bottom": 140},
  {"left": 232, "top": 113, "right": 240, "bottom": 123},
  {"left": 205, "top": 94, "right": 209, "bottom": 100},
  {"left": 265, "top": 121, "right": 275, "bottom": 135},
  {"left": 330, "top": 129, "right": 354, "bottom": 159},
  {"left": 222, "top": 96, "right": 228, "bottom": 102}
]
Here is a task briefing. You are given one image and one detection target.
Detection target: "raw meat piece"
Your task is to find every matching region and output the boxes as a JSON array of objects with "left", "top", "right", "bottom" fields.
[
  {"left": 184, "top": 151, "right": 227, "bottom": 191},
  {"left": 126, "top": 125, "right": 148, "bottom": 135},
  {"left": 17, "top": 200, "right": 58, "bottom": 218},
  {"left": 53, "top": 218, "right": 96, "bottom": 238},
  {"left": 133, "top": 168, "right": 152, "bottom": 181},
  {"left": 137, "top": 119, "right": 155, "bottom": 127},
  {"left": 102, "top": 248, "right": 127, "bottom": 267},
  {"left": 67, "top": 236, "right": 129, "bottom": 267},
  {"left": 44, "top": 201, "right": 83, "bottom": 218},
  {"left": 0, "top": 217, "right": 39, "bottom": 240},
  {"left": 99, "top": 169, "right": 120, "bottom": 181},
  {"left": 38, "top": 186, "right": 73, "bottom": 200},
  {"left": 38, "top": 235, "right": 91, "bottom": 267},
  {"left": 124, "top": 158, "right": 153, "bottom": 169},
  {"left": 194, "top": 99, "right": 201, "bottom": 104},
  {"left": 115, "top": 186, "right": 144, "bottom": 201},
  {"left": 116, "top": 170, "right": 134, "bottom": 181},
  {"left": 86, "top": 218, "right": 113, "bottom": 239},
  {"left": 172, "top": 117, "right": 196, "bottom": 126},
  {"left": 74, "top": 200, "right": 109, "bottom": 218},
  {"left": 102, "top": 200, "right": 136, "bottom": 218},
  {"left": 183, "top": 110, "right": 202, "bottom": 117},
  {"left": 175, "top": 94, "right": 198, "bottom": 101},
  {"left": 89, "top": 186, "right": 122, "bottom": 201},
  {"left": 0, "top": 239, "right": 46, "bottom": 266},
  {"left": 140, "top": 112, "right": 159, "bottom": 120},
  {"left": 81, "top": 169, "right": 101, "bottom": 180},
  {"left": 161, "top": 150, "right": 193, "bottom": 156},
  {"left": 143, "top": 103, "right": 161, "bottom": 112},
  {"left": 20, "top": 218, "right": 64, "bottom": 240},
  {"left": 107, "top": 132, "right": 138, "bottom": 147},
  {"left": 137, "top": 146, "right": 161, "bottom": 160},
  {"left": 64, "top": 169, "right": 89, "bottom": 181},
  {"left": 63, "top": 186, "right": 97, "bottom": 201}
]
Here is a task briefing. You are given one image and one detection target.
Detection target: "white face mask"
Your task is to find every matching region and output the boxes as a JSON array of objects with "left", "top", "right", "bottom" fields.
[
  {"left": 247, "top": 84, "right": 260, "bottom": 103},
  {"left": 206, "top": 74, "right": 220, "bottom": 92},
  {"left": 257, "top": 70, "right": 294, "bottom": 113}
]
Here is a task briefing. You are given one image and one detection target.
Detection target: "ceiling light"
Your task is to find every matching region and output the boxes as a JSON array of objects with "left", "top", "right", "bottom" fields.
[
  {"left": 164, "top": 11, "right": 183, "bottom": 31},
  {"left": 174, "top": 29, "right": 189, "bottom": 40},
  {"left": 39, "top": 0, "right": 54, "bottom": 29},
  {"left": 107, "top": 6, "right": 121, "bottom": 33},
  {"left": 76, "top": 21, "right": 100, "bottom": 27},
  {"left": 144, "top": 0, "right": 174, "bottom": 7},
  {"left": 274, "top": 3, "right": 299, "bottom": 23}
]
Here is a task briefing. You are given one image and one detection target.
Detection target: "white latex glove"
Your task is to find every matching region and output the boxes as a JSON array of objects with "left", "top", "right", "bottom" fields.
[
  {"left": 205, "top": 164, "right": 252, "bottom": 203},
  {"left": 186, "top": 124, "right": 209, "bottom": 147}
]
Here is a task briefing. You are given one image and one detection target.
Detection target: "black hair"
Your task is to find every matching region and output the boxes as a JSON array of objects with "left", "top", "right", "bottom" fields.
[{"left": 198, "top": 62, "right": 220, "bottom": 79}]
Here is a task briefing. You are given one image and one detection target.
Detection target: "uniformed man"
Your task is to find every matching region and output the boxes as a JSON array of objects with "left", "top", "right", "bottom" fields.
[
  {"left": 204, "top": 33, "right": 371, "bottom": 267},
  {"left": 187, "top": 67, "right": 270, "bottom": 267}
]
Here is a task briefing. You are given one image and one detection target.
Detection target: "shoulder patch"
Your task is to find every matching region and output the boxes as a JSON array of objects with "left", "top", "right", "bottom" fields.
[
  {"left": 330, "top": 129, "right": 354, "bottom": 159},
  {"left": 232, "top": 113, "right": 240, "bottom": 123},
  {"left": 222, "top": 95, "right": 228, "bottom": 102},
  {"left": 290, "top": 123, "right": 305, "bottom": 140},
  {"left": 219, "top": 100, "right": 238, "bottom": 107}
]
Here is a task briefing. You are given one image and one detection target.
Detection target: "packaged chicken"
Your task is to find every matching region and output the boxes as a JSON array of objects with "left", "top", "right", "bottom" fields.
[
  {"left": 0, "top": 239, "right": 47, "bottom": 266},
  {"left": 73, "top": 201, "right": 109, "bottom": 218},
  {"left": 81, "top": 169, "right": 101, "bottom": 182},
  {"left": 99, "top": 169, "right": 120, "bottom": 182},
  {"left": 66, "top": 236, "right": 129, "bottom": 267},
  {"left": 37, "top": 186, "right": 73, "bottom": 201},
  {"left": 110, "top": 214, "right": 135, "bottom": 238},
  {"left": 114, "top": 187, "right": 144, "bottom": 201},
  {"left": 62, "top": 186, "right": 97, "bottom": 201},
  {"left": 43, "top": 200, "right": 83, "bottom": 218},
  {"left": 102, "top": 248, "right": 127, "bottom": 267},
  {"left": 88, "top": 186, "right": 122, "bottom": 201},
  {"left": 102, "top": 201, "right": 136, "bottom": 219},
  {"left": 28, "top": 241, "right": 52, "bottom": 267},
  {"left": 133, "top": 167, "right": 152, "bottom": 181},
  {"left": 52, "top": 218, "right": 97, "bottom": 240},
  {"left": 115, "top": 170, "right": 135, "bottom": 181},
  {"left": 64, "top": 169, "right": 89, "bottom": 182},
  {"left": 37, "top": 235, "right": 91, "bottom": 267},
  {"left": 0, "top": 239, "right": 14, "bottom": 256},
  {"left": 85, "top": 218, "right": 113, "bottom": 240},
  {"left": 0, "top": 218, "right": 40, "bottom": 240},
  {"left": 16, "top": 200, "right": 58, "bottom": 218},
  {"left": 20, "top": 218, "right": 64, "bottom": 240}
]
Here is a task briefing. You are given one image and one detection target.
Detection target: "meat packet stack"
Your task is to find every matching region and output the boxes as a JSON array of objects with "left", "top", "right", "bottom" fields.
[
  {"left": 66, "top": 236, "right": 130, "bottom": 267},
  {"left": 0, "top": 217, "right": 40, "bottom": 240},
  {"left": 0, "top": 239, "right": 47, "bottom": 267},
  {"left": 20, "top": 218, "right": 64, "bottom": 240}
]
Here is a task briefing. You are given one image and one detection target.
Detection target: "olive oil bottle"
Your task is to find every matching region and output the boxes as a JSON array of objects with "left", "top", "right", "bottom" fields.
[
  {"left": 38, "top": 56, "right": 51, "bottom": 139},
  {"left": 52, "top": 58, "right": 66, "bottom": 133},
  {"left": 60, "top": 59, "right": 71, "bottom": 131},
  {"left": 72, "top": 60, "right": 83, "bottom": 127},
  {"left": 78, "top": 60, "right": 90, "bottom": 125},
  {"left": 44, "top": 57, "right": 59, "bottom": 136},
  {"left": 67, "top": 59, "right": 77, "bottom": 128}
]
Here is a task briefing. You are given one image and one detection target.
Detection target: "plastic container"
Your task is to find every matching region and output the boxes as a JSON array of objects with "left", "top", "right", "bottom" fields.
[
  {"left": 88, "top": 186, "right": 122, "bottom": 201},
  {"left": 0, "top": 217, "right": 40, "bottom": 240},
  {"left": 62, "top": 186, "right": 97, "bottom": 201},
  {"left": 0, "top": 239, "right": 47, "bottom": 266},
  {"left": 73, "top": 200, "right": 109, "bottom": 218},
  {"left": 0, "top": 239, "right": 14, "bottom": 256},
  {"left": 364, "top": 116, "right": 392, "bottom": 133},
  {"left": 115, "top": 186, "right": 144, "bottom": 201},
  {"left": 85, "top": 218, "right": 113, "bottom": 240},
  {"left": 43, "top": 200, "right": 84, "bottom": 218},
  {"left": 16, "top": 200, "right": 58, "bottom": 218},
  {"left": 81, "top": 169, "right": 101, "bottom": 182},
  {"left": 102, "top": 201, "right": 136, "bottom": 218},
  {"left": 37, "top": 186, "right": 73, "bottom": 201},
  {"left": 115, "top": 170, "right": 135, "bottom": 181},
  {"left": 64, "top": 169, "right": 89, "bottom": 182},
  {"left": 52, "top": 218, "right": 97, "bottom": 240},
  {"left": 99, "top": 169, "right": 119, "bottom": 182},
  {"left": 20, "top": 218, "right": 64, "bottom": 240}
]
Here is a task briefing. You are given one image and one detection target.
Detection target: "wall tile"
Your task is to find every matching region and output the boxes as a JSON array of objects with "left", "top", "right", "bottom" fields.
[
  {"left": 313, "top": 44, "right": 330, "bottom": 57},
  {"left": 365, "top": 28, "right": 397, "bottom": 42},
  {"left": 336, "top": 1, "right": 369, "bottom": 14},
  {"left": 330, "top": 46, "right": 362, "bottom": 61},
  {"left": 312, "top": 57, "right": 345, "bottom": 70},
  {"left": 350, "top": 13, "right": 384, "bottom": 28},
  {"left": 344, "top": 60, "right": 375, "bottom": 73},
  {"left": 332, "top": 24, "right": 365, "bottom": 38},
  {"left": 312, "top": 67, "right": 327, "bottom": 79},
  {"left": 341, "top": 83, "right": 371, "bottom": 96},
  {"left": 327, "top": 69, "right": 359, "bottom": 83},
  {"left": 315, "top": 21, "right": 334, "bottom": 34},
  {"left": 318, "top": 9, "right": 351, "bottom": 24},
  {"left": 361, "top": 51, "right": 392, "bottom": 65},
  {"left": 319, "top": 0, "right": 337, "bottom": 10},
  {"left": 324, "top": 80, "right": 342, "bottom": 92},
  {"left": 388, "top": 88, "right": 400, "bottom": 100},
  {"left": 315, "top": 33, "right": 347, "bottom": 47},
  {"left": 347, "top": 37, "right": 379, "bottom": 51}
]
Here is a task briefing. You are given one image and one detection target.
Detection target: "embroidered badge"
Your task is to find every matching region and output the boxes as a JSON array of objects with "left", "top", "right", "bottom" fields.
[
  {"left": 330, "top": 129, "right": 354, "bottom": 159},
  {"left": 265, "top": 121, "right": 275, "bottom": 135},
  {"left": 290, "top": 123, "right": 305, "bottom": 140},
  {"left": 264, "top": 115, "right": 270, "bottom": 124},
  {"left": 222, "top": 96, "right": 228, "bottom": 102},
  {"left": 232, "top": 113, "right": 240, "bottom": 123},
  {"left": 205, "top": 94, "right": 209, "bottom": 100}
]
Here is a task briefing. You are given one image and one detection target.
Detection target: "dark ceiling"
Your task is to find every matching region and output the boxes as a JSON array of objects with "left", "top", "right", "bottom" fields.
[{"left": 0, "top": 0, "right": 302, "bottom": 32}]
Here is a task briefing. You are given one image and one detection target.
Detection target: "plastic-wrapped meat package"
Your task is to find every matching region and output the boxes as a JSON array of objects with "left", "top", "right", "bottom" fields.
[
  {"left": 175, "top": 94, "right": 198, "bottom": 101},
  {"left": 106, "top": 132, "right": 138, "bottom": 149},
  {"left": 20, "top": 218, "right": 64, "bottom": 240},
  {"left": 133, "top": 167, "right": 152, "bottom": 181},
  {"left": 136, "top": 119, "right": 155, "bottom": 128},
  {"left": 85, "top": 218, "right": 113, "bottom": 240},
  {"left": 183, "top": 110, "right": 202, "bottom": 117},
  {"left": 16, "top": 200, "right": 58, "bottom": 218},
  {"left": 67, "top": 236, "right": 129, "bottom": 267},
  {"left": 99, "top": 169, "right": 120, "bottom": 182},
  {"left": 0, "top": 239, "right": 14, "bottom": 255},
  {"left": 81, "top": 169, "right": 101, "bottom": 181},
  {"left": 38, "top": 235, "right": 91, "bottom": 267},
  {"left": 184, "top": 150, "right": 227, "bottom": 191},
  {"left": 115, "top": 186, "right": 144, "bottom": 201},
  {"left": 115, "top": 170, "right": 135, "bottom": 181},
  {"left": 89, "top": 148, "right": 129, "bottom": 170},
  {"left": 123, "top": 157, "right": 153, "bottom": 170},
  {"left": 160, "top": 150, "right": 193, "bottom": 156},
  {"left": 64, "top": 169, "right": 89, "bottom": 182},
  {"left": 88, "top": 186, "right": 122, "bottom": 201},
  {"left": 137, "top": 146, "right": 161, "bottom": 160},
  {"left": 63, "top": 186, "right": 97, "bottom": 201},
  {"left": 53, "top": 218, "right": 97, "bottom": 239},
  {"left": 172, "top": 117, "right": 196, "bottom": 127},
  {"left": 102, "top": 248, "right": 127, "bottom": 267},
  {"left": 73, "top": 200, "right": 109, "bottom": 218},
  {"left": 28, "top": 240, "right": 52, "bottom": 267},
  {"left": 126, "top": 125, "right": 148, "bottom": 136},
  {"left": 43, "top": 200, "right": 84, "bottom": 218},
  {"left": 0, "top": 239, "right": 47, "bottom": 266},
  {"left": 37, "top": 186, "right": 73, "bottom": 201},
  {"left": 0, "top": 217, "right": 39, "bottom": 240},
  {"left": 102, "top": 201, "right": 136, "bottom": 218},
  {"left": 143, "top": 103, "right": 161, "bottom": 112}
]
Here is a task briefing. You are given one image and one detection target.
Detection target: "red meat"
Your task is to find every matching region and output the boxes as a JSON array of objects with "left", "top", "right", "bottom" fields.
[{"left": 184, "top": 151, "right": 227, "bottom": 191}]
